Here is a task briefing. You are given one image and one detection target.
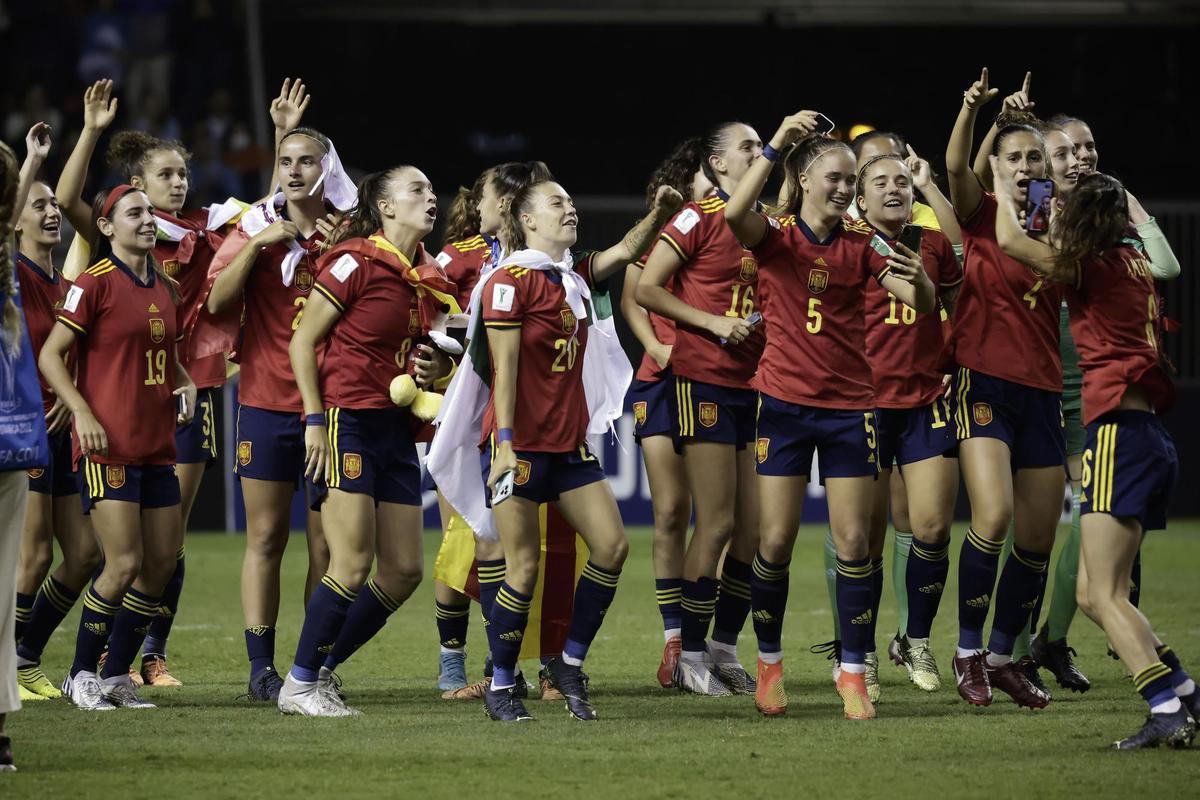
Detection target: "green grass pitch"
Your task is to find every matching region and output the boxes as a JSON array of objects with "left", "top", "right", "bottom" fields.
[{"left": 6, "top": 522, "right": 1198, "bottom": 797}]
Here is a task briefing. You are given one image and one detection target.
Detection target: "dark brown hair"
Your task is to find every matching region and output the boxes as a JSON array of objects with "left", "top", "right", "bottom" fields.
[
  {"left": 1053, "top": 172, "right": 1128, "bottom": 274},
  {"left": 441, "top": 161, "right": 553, "bottom": 249},
  {"left": 330, "top": 166, "right": 412, "bottom": 247},
  {"left": 645, "top": 137, "right": 703, "bottom": 210},
  {"left": 699, "top": 122, "right": 748, "bottom": 189},
  {"left": 88, "top": 188, "right": 179, "bottom": 303},
  {"left": 106, "top": 130, "right": 192, "bottom": 180}
]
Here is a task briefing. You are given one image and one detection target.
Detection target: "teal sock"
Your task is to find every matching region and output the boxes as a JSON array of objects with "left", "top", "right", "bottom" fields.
[
  {"left": 824, "top": 529, "right": 840, "bottom": 639},
  {"left": 892, "top": 529, "right": 912, "bottom": 637}
]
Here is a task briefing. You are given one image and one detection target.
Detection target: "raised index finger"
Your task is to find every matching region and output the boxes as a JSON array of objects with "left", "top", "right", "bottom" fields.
[{"left": 1022, "top": 71, "right": 1032, "bottom": 96}]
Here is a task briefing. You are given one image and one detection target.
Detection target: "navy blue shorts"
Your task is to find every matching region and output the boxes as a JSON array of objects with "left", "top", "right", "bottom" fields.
[
  {"left": 876, "top": 396, "right": 956, "bottom": 469},
  {"left": 1080, "top": 411, "right": 1177, "bottom": 532},
  {"left": 308, "top": 407, "right": 421, "bottom": 509},
  {"left": 952, "top": 367, "right": 1065, "bottom": 470},
  {"left": 755, "top": 393, "right": 879, "bottom": 479},
  {"left": 28, "top": 430, "right": 77, "bottom": 496},
  {"left": 234, "top": 405, "right": 304, "bottom": 484},
  {"left": 480, "top": 442, "right": 605, "bottom": 506},
  {"left": 674, "top": 376, "right": 755, "bottom": 449},
  {"left": 76, "top": 458, "right": 181, "bottom": 514},
  {"left": 175, "top": 387, "right": 218, "bottom": 465},
  {"left": 630, "top": 373, "right": 675, "bottom": 442}
]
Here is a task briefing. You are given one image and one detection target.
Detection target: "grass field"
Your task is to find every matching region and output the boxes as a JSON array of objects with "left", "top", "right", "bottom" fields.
[{"left": 5, "top": 522, "right": 1199, "bottom": 797}]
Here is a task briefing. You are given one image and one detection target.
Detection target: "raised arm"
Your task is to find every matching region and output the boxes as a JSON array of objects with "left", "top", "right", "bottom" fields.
[
  {"left": 989, "top": 156, "right": 1069, "bottom": 282},
  {"left": 55, "top": 80, "right": 119, "bottom": 235},
  {"left": 907, "top": 145, "right": 963, "bottom": 249},
  {"left": 11, "top": 123, "right": 51, "bottom": 225},
  {"left": 946, "top": 68, "right": 998, "bottom": 220},
  {"left": 1125, "top": 189, "right": 1181, "bottom": 280},
  {"left": 589, "top": 185, "right": 683, "bottom": 283},
  {"left": 621, "top": 262, "right": 671, "bottom": 371},
  {"left": 972, "top": 72, "right": 1034, "bottom": 192},
  {"left": 267, "top": 78, "right": 310, "bottom": 197},
  {"left": 725, "top": 109, "right": 820, "bottom": 247}
]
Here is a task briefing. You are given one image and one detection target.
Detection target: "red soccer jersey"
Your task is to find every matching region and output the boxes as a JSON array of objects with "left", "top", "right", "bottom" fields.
[
  {"left": 211, "top": 224, "right": 325, "bottom": 413},
  {"left": 481, "top": 253, "right": 596, "bottom": 452},
  {"left": 953, "top": 192, "right": 1063, "bottom": 392},
  {"left": 56, "top": 256, "right": 178, "bottom": 465},
  {"left": 155, "top": 209, "right": 226, "bottom": 390},
  {"left": 16, "top": 252, "right": 73, "bottom": 413},
  {"left": 314, "top": 239, "right": 431, "bottom": 410},
  {"left": 751, "top": 215, "right": 892, "bottom": 409},
  {"left": 1066, "top": 245, "right": 1174, "bottom": 425},
  {"left": 649, "top": 197, "right": 764, "bottom": 388},
  {"left": 437, "top": 235, "right": 492, "bottom": 309},
  {"left": 864, "top": 227, "right": 963, "bottom": 408}
]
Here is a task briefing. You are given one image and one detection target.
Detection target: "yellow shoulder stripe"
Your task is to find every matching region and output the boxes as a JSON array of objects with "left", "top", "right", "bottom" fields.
[
  {"left": 85, "top": 259, "right": 115, "bottom": 276},
  {"left": 698, "top": 198, "right": 727, "bottom": 214},
  {"left": 504, "top": 266, "right": 531, "bottom": 278}
]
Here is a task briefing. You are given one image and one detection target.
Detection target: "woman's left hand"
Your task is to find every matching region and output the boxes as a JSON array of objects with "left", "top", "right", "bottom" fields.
[
  {"left": 44, "top": 397, "right": 72, "bottom": 436},
  {"left": 412, "top": 344, "right": 451, "bottom": 389}
]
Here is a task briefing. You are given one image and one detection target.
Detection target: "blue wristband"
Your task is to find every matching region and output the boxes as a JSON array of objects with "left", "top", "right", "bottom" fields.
[
  {"left": 496, "top": 428, "right": 514, "bottom": 443},
  {"left": 305, "top": 413, "right": 326, "bottom": 427},
  {"left": 762, "top": 144, "right": 781, "bottom": 163}
]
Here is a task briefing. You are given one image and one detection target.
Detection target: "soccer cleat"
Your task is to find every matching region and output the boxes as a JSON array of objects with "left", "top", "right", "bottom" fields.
[
  {"left": 952, "top": 652, "right": 993, "bottom": 706},
  {"left": 835, "top": 670, "right": 876, "bottom": 720},
  {"left": 1030, "top": 629, "right": 1090, "bottom": 693},
  {"left": 246, "top": 666, "right": 285, "bottom": 702},
  {"left": 755, "top": 658, "right": 787, "bottom": 716},
  {"left": 437, "top": 650, "right": 468, "bottom": 692},
  {"left": 17, "top": 665, "right": 62, "bottom": 699},
  {"left": 100, "top": 674, "right": 156, "bottom": 709},
  {"left": 0, "top": 735, "right": 13, "bottom": 773},
  {"left": 1111, "top": 708, "right": 1196, "bottom": 750},
  {"left": 278, "top": 672, "right": 359, "bottom": 717},
  {"left": 97, "top": 649, "right": 144, "bottom": 687},
  {"left": 62, "top": 670, "right": 116, "bottom": 711},
  {"left": 891, "top": 635, "right": 941, "bottom": 692},
  {"left": 545, "top": 657, "right": 597, "bottom": 721},
  {"left": 887, "top": 635, "right": 903, "bottom": 670},
  {"left": 1017, "top": 656, "right": 1052, "bottom": 700},
  {"left": 538, "top": 667, "right": 564, "bottom": 701},
  {"left": 986, "top": 656, "right": 1050, "bottom": 709},
  {"left": 657, "top": 636, "right": 682, "bottom": 689},
  {"left": 810, "top": 639, "right": 843, "bottom": 682},
  {"left": 18, "top": 685, "right": 45, "bottom": 702},
  {"left": 674, "top": 652, "right": 733, "bottom": 697},
  {"left": 483, "top": 684, "right": 534, "bottom": 722},
  {"left": 513, "top": 667, "right": 530, "bottom": 699},
  {"left": 1181, "top": 689, "right": 1200, "bottom": 722},
  {"left": 864, "top": 652, "right": 882, "bottom": 704},
  {"left": 318, "top": 666, "right": 345, "bottom": 702},
  {"left": 141, "top": 656, "right": 183, "bottom": 687},
  {"left": 442, "top": 678, "right": 489, "bottom": 701},
  {"left": 712, "top": 658, "right": 757, "bottom": 695}
]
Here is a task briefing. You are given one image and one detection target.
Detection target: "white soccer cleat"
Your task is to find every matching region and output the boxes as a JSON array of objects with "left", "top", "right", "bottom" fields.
[
  {"left": 278, "top": 671, "right": 360, "bottom": 717},
  {"left": 101, "top": 674, "right": 157, "bottom": 709},
  {"left": 674, "top": 653, "right": 733, "bottom": 697},
  {"left": 62, "top": 671, "right": 116, "bottom": 711}
]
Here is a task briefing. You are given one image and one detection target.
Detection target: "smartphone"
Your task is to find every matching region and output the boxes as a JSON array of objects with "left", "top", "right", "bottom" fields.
[
  {"left": 1024, "top": 179, "right": 1055, "bottom": 234},
  {"left": 720, "top": 310, "right": 763, "bottom": 346},
  {"left": 814, "top": 113, "right": 836, "bottom": 135},
  {"left": 176, "top": 392, "right": 188, "bottom": 422},
  {"left": 492, "top": 469, "right": 515, "bottom": 505},
  {"left": 898, "top": 224, "right": 923, "bottom": 255}
]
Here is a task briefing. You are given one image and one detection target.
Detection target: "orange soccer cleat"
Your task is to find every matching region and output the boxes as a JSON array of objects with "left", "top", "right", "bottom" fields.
[
  {"left": 755, "top": 658, "right": 787, "bottom": 716},
  {"left": 835, "top": 669, "right": 876, "bottom": 720},
  {"left": 140, "top": 656, "right": 183, "bottom": 687}
]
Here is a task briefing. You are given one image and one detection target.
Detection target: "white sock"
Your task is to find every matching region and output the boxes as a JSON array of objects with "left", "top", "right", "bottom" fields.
[
  {"left": 439, "top": 646, "right": 465, "bottom": 656},
  {"left": 841, "top": 662, "right": 867, "bottom": 674},
  {"left": 985, "top": 652, "right": 1012, "bottom": 668},
  {"left": 1152, "top": 696, "right": 1183, "bottom": 714},
  {"left": 759, "top": 650, "right": 783, "bottom": 665},
  {"left": 490, "top": 678, "right": 515, "bottom": 691},
  {"left": 956, "top": 646, "right": 983, "bottom": 659},
  {"left": 680, "top": 648, "right": 706, "bottom": 664},
  {"left": 560, "top": 651, "right": 584, "bottom": 667},
  {"left": 1175, "top": 679, "right": 1197, "bottom": 697},
  {"left": 707, "top": 639, "right": 737, "bottom": 662},
  {"left": 664, "top": 627, "right": 681, "bottom": 642},
  {"left": 16, "top": 656, "right": 34, "bottom": 669}
]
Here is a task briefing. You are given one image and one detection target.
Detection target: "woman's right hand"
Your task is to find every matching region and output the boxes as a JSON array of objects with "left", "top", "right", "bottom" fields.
[
  {"left": 649, "top": 342, "right": 673, "bottom": 370},
  {"left": 83, "top": 79, "right": 118, "bottom": 132},
  {"left": 962, "top": 67, "right": 999, "bottom": 111},
  {"left": 769, "top": 110, "right": 821, "bottom": 150},
  {"left": 905, "top": 145, "right": 933, "bottom": 190},
  {"left": 487, "top": 441, "right": 519, "bottom": 492},
  {"left": 304, "top": 422, "right": 331, "bottom": 485},
  {"left": 74, "top": 409, "right": 108, "bottom": 456},
  {"left": 1000, "top": 71, "right": 1035, "bottom": 115},
  {"left": 253, "top": 219, "right": 300, "bottom": 248},
  {"left": 708, "top": 314, "right": 753, "bottom": 345}
]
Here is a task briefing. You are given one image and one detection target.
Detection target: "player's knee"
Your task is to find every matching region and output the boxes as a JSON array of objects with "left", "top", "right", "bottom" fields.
[
  {"left": 503, "top": 555, "right": 539, "bottom": 594},
  {"left": 20, "top": 540, "right": 54, "bottom": 582},
  {"left": 652, "top": 497, "right": 690, "bottom": 539},
  {"left": 102, "top": 551, "right": 143, "bottom": 592},
  {"left": 912, "top": 516, "right": 951, "bottom": 546},
  {"left": 970, "top": 509, "right": 1011, "bottom": 541},
  {"left": 245, "top": 525, "right": 289, "bottom": 561},
  {"left": 592, "top": 535, "right": 628, "bottom": 570}
]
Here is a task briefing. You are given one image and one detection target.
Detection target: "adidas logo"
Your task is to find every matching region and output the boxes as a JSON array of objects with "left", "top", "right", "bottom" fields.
[
  {"left": 499, "top": 630, "right": 524, "bottom": 642},
  {"left": 918, "top": 582, "right": 945, "bottom": 594},
  {"left": 966, "top": 594, "right": 991, "bottom": 608},
  {"left": 148, "top": 303, "right": 160, "bottom": 313},
  {"left": 752, "top": 610, "right": 775, "bottom": 623},
  {"left": 247, "top": 625, "right": 271, "bottom": 636},
  {"left": 134, "top": 624, "right": 151, "bottom": 635},
  {"left": 444, "top": 638, "right": 464, "bottom": 648},
  {"left": 84, "top": 622, "right": 108, "bottom": 635},
  {"left": 851, "top": 610, "right": 873, "bottom": 625},
  {"left": 815, "top": 257, "right": 828, "bottom": 266}
]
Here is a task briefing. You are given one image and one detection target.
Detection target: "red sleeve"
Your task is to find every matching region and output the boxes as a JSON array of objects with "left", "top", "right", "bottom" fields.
[
  {"left": 656, "top": 204, "right": 706, "bottom": 262},
  {"left": 932, "top": 232, "right": 963, "bottom": 289},
  {"left": 574, "top": 251, "right": 596, "bottom": 289},
  {"left": 56, "top": 270, "right": 103, "bottom": 336},
  {"left": 313, "top": 252, "right": 368, "bottom": 312},
  {"left": 481, "top": 270, "right": 526, "bottom": 328},
  {"left": 959, "top": 191, "right": 998, "bottom": 237},
  {"left": 748, "top": 214, "right": 790, "bottom": 264}
]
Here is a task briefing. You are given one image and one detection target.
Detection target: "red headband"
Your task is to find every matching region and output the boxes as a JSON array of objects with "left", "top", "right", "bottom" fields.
[{"left": 101, "top": 184, "right": 138, "bottom": 218}]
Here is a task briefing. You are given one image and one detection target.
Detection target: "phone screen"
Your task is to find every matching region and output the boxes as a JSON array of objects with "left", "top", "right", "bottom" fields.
[
  {"left": 814, "top": 113, "right": 836, "bottom": 135},
  {"left": 1025, "top": 179, "right": 1055, "bottom": 233},
  {"left": 898, "top": 224, "right": 923, "bottom": 255}
]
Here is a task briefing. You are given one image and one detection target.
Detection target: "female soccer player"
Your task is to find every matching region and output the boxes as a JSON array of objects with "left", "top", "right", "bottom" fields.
[
  {"left": 857, "top": 152, "right": 962, "bottom": 695},
  {"left": 724, "top": 113, "right": 933, "bottom": 720},
  {"left": 12, "top": 162, "right": 102, "bottom": 700},
  {"left": 40, "top": 184, "right": 196, "bottom": 710},
  {"left": 943, "top": 68, "right": 1064, "bottom": 710},
  {"left": 280, "top": 165, "right": 456, "bottom": 716},
  {"left": 992, "top": 167, "right": 1197, "bottom": 750},
  {"left": 636, "top": 121, "right": 767, "bottom": 696},
  {"left": 622, "top": 138, "right": 709, "bottom": 687},
  {"left": 204, "top": 122, "right": 348, "bottom": 702}
]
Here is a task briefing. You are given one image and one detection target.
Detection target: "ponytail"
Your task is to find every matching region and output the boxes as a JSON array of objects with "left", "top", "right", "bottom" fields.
[
  {"left": 441, "top": 184, "right": 482, "bottom": 248},
  {"left": 330, "top": 169, "right": 401, "bottom": 247}
]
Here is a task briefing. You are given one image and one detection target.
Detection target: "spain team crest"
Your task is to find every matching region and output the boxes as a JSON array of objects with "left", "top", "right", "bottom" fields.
[
  {"left": 295, "top": 267, "right": 314, "bottom": 293},
  {"left": 27, "top": 468, "right": 44, "bottom": 479},
  {"left": 148, "top": 318, "right": 166, "bottom": 343},
  {"left": 739, "top": 256, "right": 758, "bottom": 282},
  {"left": 408, "top": 308, "right": 421, "bottom": 334},
  {"left": 237, "top": 441, "right": 253, "bottom": 467},
  {"left": 162, "top": 259, "right": 181, "bottom": 278},
  {"left": 698, "top": 402, "right": 718, "bottom": 428},
  {"left": 633, "top": 401, "right": 647, "bottom": 427},
  {"left": 560, "top": 307, "right": 577, "bottom": 333},
  {"left": 808, "top": 268, "right": 829, "bottom": 294},
  {"left": 515, "top": 459, "right": 532, "bottom": 486},
  {"left": 106, "top": 466, "right": 126, "bottom": 489},
  {"left": 973, "top": 402, "right": 993, "bottom": 426},
  {"left": 342, "top": 453, "right": 363, "bottom": 480},
  {"left": 756, "top": 437, "right": 770, "bottom": 464}
]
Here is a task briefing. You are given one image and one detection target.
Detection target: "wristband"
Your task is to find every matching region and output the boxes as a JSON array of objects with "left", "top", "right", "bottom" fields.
[
  {"left": 496, "top": 427, "right": 514, "bottom": 443},
  {"left": 762, "top": 144, "right": 781, "bottom": 163},
  {"left": 305, "top": 413, "right": 326, "bottom": 427}
]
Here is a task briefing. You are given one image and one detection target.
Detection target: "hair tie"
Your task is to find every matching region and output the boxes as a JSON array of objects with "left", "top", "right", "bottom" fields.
[{"left": 101, "top": 184, "right": 138, "bottom": 218}]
